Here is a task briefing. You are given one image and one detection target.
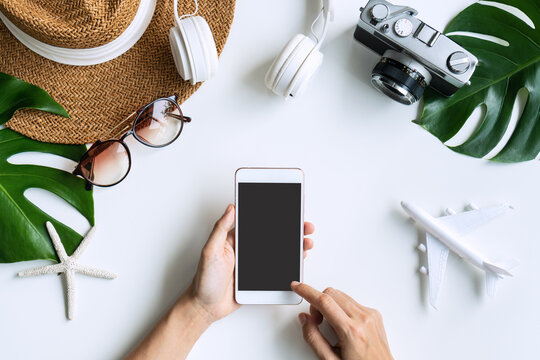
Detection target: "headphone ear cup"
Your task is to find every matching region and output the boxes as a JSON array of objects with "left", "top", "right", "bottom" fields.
[
  {"left": 266, "top": 34, "right": 320, "bottom": 98},
  {"left": 192, "top": 16, "right": 219, "bottom": 78},
  {"left": 182, "top": 18, "right": 205, "bottom": 84},
  {"left": 287, "top": 48, "right": 323, "bottom": 98},
  {"left": 265, "top": 34, "right": 304, "bottom": 95},
  {"left": 169, "top": 25, "right": 193, "bottom": 81},
  {"left": 169, "top": 16, "right": 218, "bottom": 84}
]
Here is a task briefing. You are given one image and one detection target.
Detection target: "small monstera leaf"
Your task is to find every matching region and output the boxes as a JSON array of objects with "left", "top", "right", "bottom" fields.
[
  {"left": 0, "top": 72, "right": 69, "bottom": 124},
  {"left": 0, "top": 128, "right": 93, "bottom": 263},
  {"left": 416, "top": 0, "right": 540, "bottom": 162}
]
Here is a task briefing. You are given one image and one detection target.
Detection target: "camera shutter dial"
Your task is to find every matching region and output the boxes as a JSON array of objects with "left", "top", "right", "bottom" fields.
[
  {"left": 447, "top": 51, "right": 471, "bottom": 74},
  {"left": 370, "top": 4, "right": 389, "bottom": 22},
  {"left": 394, "top": 18, "right": 413, "bottom": 37}
]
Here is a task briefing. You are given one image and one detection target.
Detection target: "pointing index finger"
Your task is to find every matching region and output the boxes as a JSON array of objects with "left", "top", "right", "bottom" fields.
[{"left": 291, "top": 282, "right": 350, "bottom": 334}]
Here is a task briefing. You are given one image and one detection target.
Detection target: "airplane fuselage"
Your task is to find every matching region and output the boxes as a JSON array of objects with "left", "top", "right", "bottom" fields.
[
  {"left": 402, "top": 202, "right": 489, "bottom": 271},
  {"left": 430, "top": 219, "right": 487, "bottom": 270}
]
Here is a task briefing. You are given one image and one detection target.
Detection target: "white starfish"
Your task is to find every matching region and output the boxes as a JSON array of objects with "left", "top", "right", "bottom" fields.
[{"left": 18, "top": 222, "right": 116, "bottom": 320}]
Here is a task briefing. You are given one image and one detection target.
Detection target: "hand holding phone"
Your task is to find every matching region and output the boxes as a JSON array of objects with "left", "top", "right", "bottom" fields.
[
  {"left": 188, "top": 202, "right": 314, "bottom": 322},
  {"left": 126, "top": 205, "right": 315, "bottom": 359},
  {"left": 189, "top": 204, "right": 239, "bottom": 322}
]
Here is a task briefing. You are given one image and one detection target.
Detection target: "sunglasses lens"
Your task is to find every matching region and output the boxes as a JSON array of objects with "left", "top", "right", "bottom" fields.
[
  {"left": 134, "top": 99, "right": 183, "bottom": 146},
  {"left": 80, "top": 141, "right": 130, "bottom": 186}
]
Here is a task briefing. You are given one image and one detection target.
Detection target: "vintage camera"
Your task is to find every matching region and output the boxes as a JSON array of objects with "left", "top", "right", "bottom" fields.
[{"left": 353, "top": 0, "right": 478, "bottom": 105}]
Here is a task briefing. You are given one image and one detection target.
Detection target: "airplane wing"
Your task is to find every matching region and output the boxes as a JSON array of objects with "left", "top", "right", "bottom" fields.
[
  {"left": 426, "top": 232, "right": 449, "bottom": 309},
  {"left": 436, "top": 204, "right": 511, "bottom": 236}
]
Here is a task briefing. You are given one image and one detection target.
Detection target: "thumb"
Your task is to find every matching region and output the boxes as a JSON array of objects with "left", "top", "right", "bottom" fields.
[
  {"left": 206, "top": 205, "right": 235, "bottom": 249},
  {"left": 299, "top": 313, "right": 339, "bottom": 360}
]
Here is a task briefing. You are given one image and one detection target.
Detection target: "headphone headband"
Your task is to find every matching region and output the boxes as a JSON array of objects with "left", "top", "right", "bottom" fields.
[
  {"left": 323, "top": 0, "right": 335, "bottom": 22},
  {"left": 312, "top": 0, "right": 334, "bottom": 48},
  {"left": 174, "top": 0, "right": 199, "bottom": 27}
]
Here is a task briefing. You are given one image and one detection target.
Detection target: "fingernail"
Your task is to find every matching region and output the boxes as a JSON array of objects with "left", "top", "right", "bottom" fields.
[
  {"left": 291, "top": 281, "right": 300, "bottom": 287},
  {"left": 224, "top": 204, "right": 232, "bottom": 215},
  {"left": 298, "top": 313, "right": 307, "bottom": 325}
]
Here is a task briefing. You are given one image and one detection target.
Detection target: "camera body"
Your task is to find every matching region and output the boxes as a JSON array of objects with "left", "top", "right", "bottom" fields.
[{"left": 354, "top": 0, "right": 477, "bottom": 105}]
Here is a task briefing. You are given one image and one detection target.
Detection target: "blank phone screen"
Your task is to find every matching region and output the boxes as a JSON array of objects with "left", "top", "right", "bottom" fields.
[{"left": 238, "top": 182, "right": 301, "bottom": 291}]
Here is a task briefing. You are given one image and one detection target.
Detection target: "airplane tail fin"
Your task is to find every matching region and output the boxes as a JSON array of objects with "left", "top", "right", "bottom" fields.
[{"left": 483, "top": 259, "right": 519, "bottom": 277}]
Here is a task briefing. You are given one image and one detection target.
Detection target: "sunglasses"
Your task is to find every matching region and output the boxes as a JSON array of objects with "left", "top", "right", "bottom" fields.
[{"left": 73, "top": 95, "right": 191, "bottom": 189}]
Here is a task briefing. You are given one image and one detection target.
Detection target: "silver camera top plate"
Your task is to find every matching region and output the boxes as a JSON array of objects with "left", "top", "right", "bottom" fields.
[{"left": 357, "top": 0, "right": 477, "bottom": 90}]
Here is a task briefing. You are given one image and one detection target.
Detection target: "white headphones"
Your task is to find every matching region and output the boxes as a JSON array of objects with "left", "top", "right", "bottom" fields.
[
  {"left": 169, "top": 0, "right": 219, "bottom": 84},
  {"left": 265, "top": 0, "right": 334, "bottom": 98}
]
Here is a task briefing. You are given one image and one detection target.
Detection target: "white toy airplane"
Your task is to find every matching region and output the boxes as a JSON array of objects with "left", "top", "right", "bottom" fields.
[{"left": 401, "top": 201, "right": 518, "bottom": 309}]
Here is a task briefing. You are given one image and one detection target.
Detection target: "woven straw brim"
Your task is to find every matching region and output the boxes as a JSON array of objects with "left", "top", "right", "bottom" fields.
[
  {"left": 0, "top": 0, "right": 235, "bottom": 144},
  {"left": 0, "top": 0, "right": 139, "bottom": 48}
]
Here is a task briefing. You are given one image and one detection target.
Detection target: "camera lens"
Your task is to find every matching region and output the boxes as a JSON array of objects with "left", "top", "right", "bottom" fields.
[{"left": 370, "top": 50, "right": 431, "bottom": 105}]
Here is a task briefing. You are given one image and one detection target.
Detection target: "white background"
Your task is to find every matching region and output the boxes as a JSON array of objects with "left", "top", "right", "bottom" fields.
[{"left": 1, "top": 0, "right": 539, "bottom": 359}]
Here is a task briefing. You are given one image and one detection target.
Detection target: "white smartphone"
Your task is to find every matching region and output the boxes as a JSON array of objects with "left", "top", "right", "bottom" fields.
[{"left": 235, "top": 167, "right": 304, "bottom": 304}]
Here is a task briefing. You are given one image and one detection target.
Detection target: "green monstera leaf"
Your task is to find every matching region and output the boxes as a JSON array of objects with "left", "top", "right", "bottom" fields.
[
  {"left": 0, "top": 73, "right": 92, "bottom": 263},
  {"left": 0, "top": 128, "right": 93, "bottom": 263},
  {"left": 416, "top": 0, "right": 540, "bottom": 162},
  {"left": 0, "top": 72, "right": 69, "bottom": 124}
]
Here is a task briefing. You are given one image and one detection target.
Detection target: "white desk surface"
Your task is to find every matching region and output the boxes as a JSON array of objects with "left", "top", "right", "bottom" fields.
[{"left": 1, "top": 0, "right": 539, "bottom": 359}]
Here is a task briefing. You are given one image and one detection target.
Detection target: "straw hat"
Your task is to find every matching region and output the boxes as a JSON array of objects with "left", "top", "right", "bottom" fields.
[{"left": 0, "top": 0, "right": 235, "bottom": 144}]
